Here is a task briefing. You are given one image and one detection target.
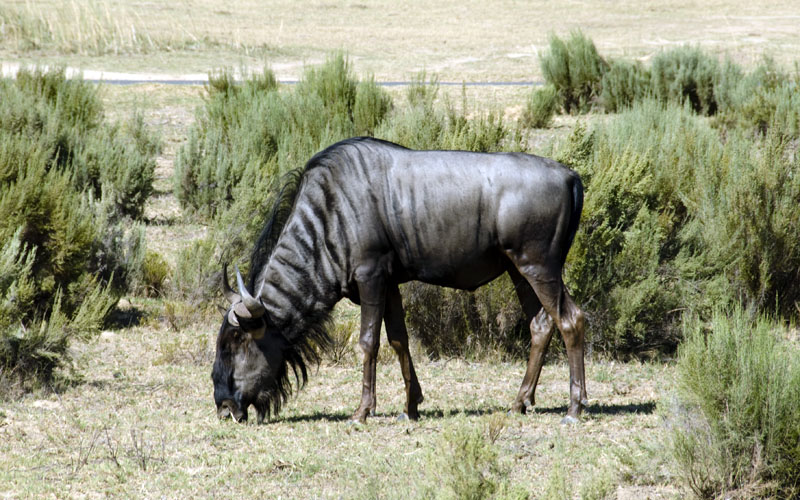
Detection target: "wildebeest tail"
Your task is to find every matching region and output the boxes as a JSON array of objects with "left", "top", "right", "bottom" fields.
[{"left": 562, "top": 173, "right": 584, "bottom": 266}]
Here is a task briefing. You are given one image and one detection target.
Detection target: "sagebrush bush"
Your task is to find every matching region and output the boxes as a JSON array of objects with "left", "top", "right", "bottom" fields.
[
  {"left": 540, "top": 31, "right": 607, "bottom": 113},
  {"left": 138, "top": 251, "right": 170, "bottom": 297},
  {"left": 354, "top": 77, "right": 393, "bottom": 135},
  {"left": 649, "top": 46, "right": 720, "bottom": 115},
  {"left": 175, "top": 54, "right": 392, "bottom": 220},
  {"left": 559, "top": 97, "right": 800, "bottom": 355},
  {"left": 714, "top": 58, "right": 800, "bottom": 139},
  {"left": 671, "top": 309, "right": 800, "bottom": 498},
  {"left": 520, "top": 85, "right": 558, "bottom": 129},
  {"left": 402, "top": 277, "right": 527, "bottom": 360},
  {"left": 685, "top": 129, "right": 800, "bottom": 313},
  {"left": 539, "top": 33, "right": 800, "bottom": 139},
  {"left": 0, "top": 67, "right": 153, "bottom": 395},
  {"left": 560, "top": 101, "right": 709, "bottom": 353},
  {"left": 0, "top": 230, "right": 116, "bottom": 396},
  {"left": 0, "top": 67, "right": 157, "bottom": 220},
  {"left": 600, "top": 59, "right": 650, "bottom": 112}
]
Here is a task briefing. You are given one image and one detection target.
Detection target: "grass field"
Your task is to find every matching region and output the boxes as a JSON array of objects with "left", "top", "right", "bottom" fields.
[
  {"left": 0, "top": 305, "right": 674, "bottom": 498},
  {"left": 3, "top": 0, "right": 800, "bottom": 81},
  {"left": 1, "top": 1, "right": 798, "bottom": 498}
]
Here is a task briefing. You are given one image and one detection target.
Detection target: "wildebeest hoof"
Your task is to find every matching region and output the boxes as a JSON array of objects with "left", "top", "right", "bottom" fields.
[
  {"left": 396, "top": 413, "right": 410, "bottom": 422},
  {"left": 509, "top": 404, "right": 526, "bottom": 415},
  {"left": 560, "top": 415, "right": 580, "bottom": 425}
]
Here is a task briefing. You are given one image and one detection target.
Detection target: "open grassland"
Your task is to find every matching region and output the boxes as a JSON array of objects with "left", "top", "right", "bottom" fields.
[
  {"left": 2, "top": 1, "right": 800, "bottom": 499},
  {"left": 0, "top": 308, "right": 674, "bottom": 498},
  {"left": 2, "top": 0, "right": 800, "bottom": 81}
]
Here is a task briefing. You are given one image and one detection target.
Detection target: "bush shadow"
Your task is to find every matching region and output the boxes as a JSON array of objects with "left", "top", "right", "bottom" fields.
[{"left": 106, "top": 305, "right": 148, "bottom": 329}]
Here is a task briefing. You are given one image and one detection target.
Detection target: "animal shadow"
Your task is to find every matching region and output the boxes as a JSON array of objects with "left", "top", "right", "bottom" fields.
[
  {"left": 270, "top": 401, "right": 655, "bottom": 425},
  {"left": 534, "top": 401, "right": 657, "bottom": 416}
]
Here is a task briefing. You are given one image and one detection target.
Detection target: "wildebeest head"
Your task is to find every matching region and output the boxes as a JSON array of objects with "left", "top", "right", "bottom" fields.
[{"left": 211, "top": 265, "right": 289, "bottom": 424}]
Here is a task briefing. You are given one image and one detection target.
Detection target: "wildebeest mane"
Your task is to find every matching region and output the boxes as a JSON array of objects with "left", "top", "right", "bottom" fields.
[
  {"left": 247, "top": 137, "right": 391, "bottom": 290},
  {"left": 245, "top": 139, "right": 395, "bottom": 418},
  {"left": 247, "top": 168, "right": 304, "bottom": 291}
]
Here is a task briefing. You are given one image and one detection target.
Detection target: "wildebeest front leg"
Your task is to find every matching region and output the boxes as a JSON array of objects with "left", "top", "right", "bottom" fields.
[
  {"left": 384, "top": 283, "right": 423, "bottom": 420},
  {"left": 351, "top": 277, "right": 386, "bottom": 424}
]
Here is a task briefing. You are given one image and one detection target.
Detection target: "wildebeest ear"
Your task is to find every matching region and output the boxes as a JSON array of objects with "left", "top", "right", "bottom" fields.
[{"left": 217, "top": 305, "right": 228, "bottom": 318}]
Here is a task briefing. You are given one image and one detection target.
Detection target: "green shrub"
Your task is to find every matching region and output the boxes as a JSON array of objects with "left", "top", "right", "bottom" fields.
[
  {"left": 170, "top": 237, "right": 221, "bottom": 304},
  {"left": 671, "top": 308, "right": 800, "bottom": 498},
  {"left": 520, "top": 85, "right": 558, "bottom": 128},
  {"left": 649, "top": 46, "right": 720, "bottom": 115},
  {"left": 0, "top": 67, "right": 152, "bottom": 394},
  {"left": 406, "top": 70, "right": 440, "bottom": 109},
  {"left": 353, "top": 77, "right": 393, "bottom": 135},
  {"left": 174, "top": 54, "right": 393, "bottom": 221},
  {"left": 0, "top": 67, "right": 157, "bottom": 220},
  {"left": 714, "top": 58, "right": 800, "bottom": 139},
  {"left": 540, "top": 31, "right": 608, "bottom": 113},
  {"left": 443, "top": 107, "right": 511, "bottom": 152},
  {"left": 0, "top": 230, "right": 115, "bottom": 396},
  {"left": 560, "top": 101, "right": 711, "bottom": 353},
  {"left": 378, "top": 78, "right": 512, "bottom": 153},
  {"left": 139, "top": 251, "right": 170, "bottom": 297},
  {"left": 685, "top": 130, "right": 800, "bottom": 313},
  {"left": 559, "top": 97, "right": 800, "bottom": 355},
  {"left": 376, "top": 103, "right": 445, "bottom": 151},
  {"left": 600, "top": 59, "right": 650, "bottom": 112}
]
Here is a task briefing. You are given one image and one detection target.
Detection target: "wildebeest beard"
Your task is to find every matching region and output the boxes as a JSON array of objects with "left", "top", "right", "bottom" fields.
[{"left": 214, "top": 308, "right": 332, "bottom": 423}]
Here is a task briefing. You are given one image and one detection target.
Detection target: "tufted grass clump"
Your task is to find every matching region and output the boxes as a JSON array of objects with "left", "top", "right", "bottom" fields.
[
  {"left": 671, "top": 308, "right": 800, "bottom": 498},
  {"left": 418, "top": 422, "right": 530, "bottom": 500}
]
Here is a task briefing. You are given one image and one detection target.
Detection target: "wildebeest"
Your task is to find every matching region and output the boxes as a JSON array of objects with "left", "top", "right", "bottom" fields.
[{"left": 212, "top": 137, "right": 586, "bottom": 425}]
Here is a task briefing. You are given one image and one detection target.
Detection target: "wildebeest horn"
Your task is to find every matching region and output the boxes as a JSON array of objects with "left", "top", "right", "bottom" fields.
[
  {"left": 221, "top": 264, "right": 240, "bottom": 305},
  {"left": 235, "top": 266, "right": 266, "bottom": 318}
]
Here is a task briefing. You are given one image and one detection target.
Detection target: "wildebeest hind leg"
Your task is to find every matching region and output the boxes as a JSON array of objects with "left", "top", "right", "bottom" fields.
[
  {"left": 507, "top": 267, "right": 553, "bottom": 414},
  {"left": 351, "top": 276, "right": 386, "bottom": 424},
  {"left": 518, "top": 265, "right": 587, "bottom": 422},
  {"left": 384, "top": 283, "right": 423, "bottom": 420}
]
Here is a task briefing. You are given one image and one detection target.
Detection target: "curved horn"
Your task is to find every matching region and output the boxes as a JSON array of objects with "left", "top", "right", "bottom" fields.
[
  {"left": 221, "top": 264, "right": 240, "bottom": 304},
  {"left": 236, "top": 266, "right": 266, "bottom": 318}
]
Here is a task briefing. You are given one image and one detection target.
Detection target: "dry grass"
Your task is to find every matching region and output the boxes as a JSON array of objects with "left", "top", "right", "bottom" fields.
[
  {"left": 2, "top": 0, "right": 799, "bottom": 81},
  {"left": 0, "top": 310, "right": 676, "bottom": 498}
]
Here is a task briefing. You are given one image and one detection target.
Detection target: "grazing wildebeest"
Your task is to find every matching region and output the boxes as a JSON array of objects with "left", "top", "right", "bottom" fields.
[{"left": 212, "top": 137, "right": 586, "bottom": 425}]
